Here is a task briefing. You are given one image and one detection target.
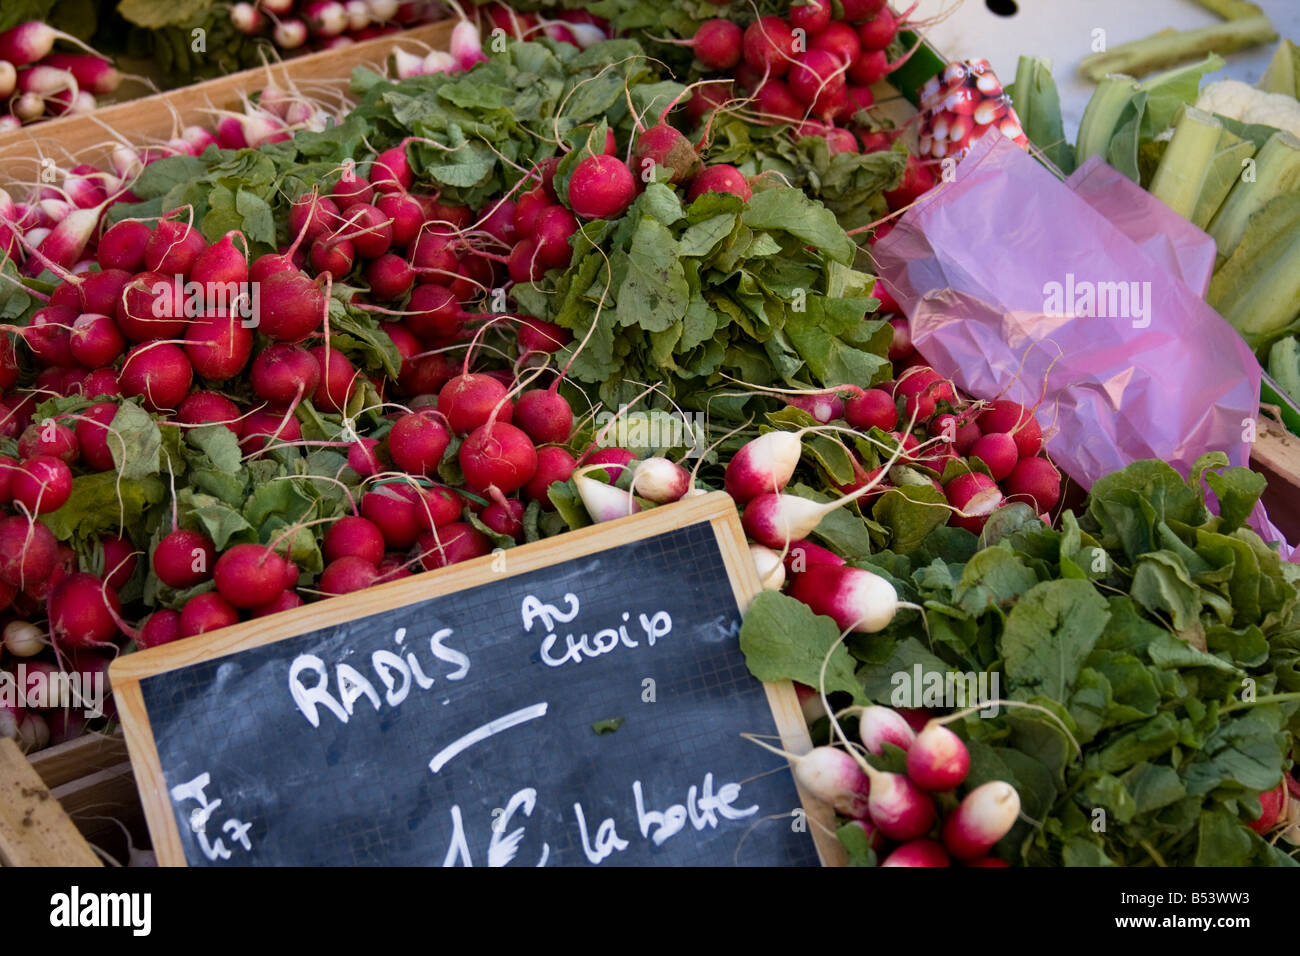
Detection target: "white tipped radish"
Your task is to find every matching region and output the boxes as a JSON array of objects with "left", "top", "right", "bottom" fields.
[
  {"left": 882, "top": 838, "right": 950, "bottom": 867},
  {"left": 13, "top": 91, "right": 43, "bottom": 122},
  {"left": 423, "top": 50, "right": 458, "bottom": 74},
  {"left": 574, "top": 467, "right": 641, "bottom": 523},
  {"left": 41, "top": 53, "right": 120, "bottom": 94},
  {"left": 0, "top": 116, "right": 17, "bottom": 133},
  {"left": 792, "top": 746, "right": 870, "bottom": 818},
  {"left": 0, "top": 60, "right": 14, "bottom": 97},
  {"left": 231, "top": 2, "right": 265, "bottom": 33},
  {"left": 304, "top": 1, "right": 348, "bottom": 36},
  {"left": 566, "top": 22, "right": 607, "bottom": 48},
  {"left": 907, "top": 721, "right": 971, "bottom": 792},
  {"left": 941, "top": 781, "right": 1020, "bottom": 861},
  {"left": 344, "top": 0, "right": 371, "bottom": 30},
  {"left": 724, "top": 430, "right": 803, "bottom": 502},
  {"left": 392, "top": 48, "right": 426, "bottom": 79},
  {"left": 789, "top": 565, "right": 908, "bottom": 634},
  {"left": 3, "top": 620, "right": 45, "bottom": 657},
  {"left": 748, "top": 543, "right": 786, "bottom": 590},
  {"left": 859, "top": 705, "right": 917, "bottom": 754},
  {"left": 450, "top": 20, "right": 488, "bottom": 70},
  {"left": 18, "top": 64, "right": 76, "bottom": 96},
  {"left": 631, "top": 456, "right": 690, "bottom": 503},
  {"left": 862, "top": 766, "right": 937, "bottom": 840},
  {"left": 0, "top": 21, "right": 103, "bottom": 67},
  {"left": 260, "top": 0, "right": 294, "bottom": 13},
  {"left": 110, "top": 145, "right": 142, "bottom": 181},
  {"left": 273, "top": 19, "right": 308, "bottom": 49},
  {"left": 367, "top": 0, "right": 399, "bottom": 20}
]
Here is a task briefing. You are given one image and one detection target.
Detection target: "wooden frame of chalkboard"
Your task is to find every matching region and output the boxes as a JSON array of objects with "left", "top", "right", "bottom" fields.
[{"left": 110, "top": 492, "right": 845, "bottom": 867}]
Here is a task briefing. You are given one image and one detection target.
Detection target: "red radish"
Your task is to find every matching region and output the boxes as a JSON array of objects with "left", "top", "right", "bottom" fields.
[
  {"left": 479, "top": 199, "right": 518, "bottom": 246},
  {"left": 724, "top": 430, "right": 803, "bottom": 503},
  {"left": 176, "top": 392, "right": 242, "bottom": 436},
  {"left": 784, "top": 538, "right": 844, "bottom": 571},
  {"left": 77, "top": 269, "right": 132, "bottom": 315},
  {"left": 337, "top": 203, "right": 392, "bottom": 259},
  {"left": 966, "top": 856, "right": 1011, "bottom": 866},
  {"left": 250, "top": 252, "right": 297, "bottom": 283},
  {"left": 120, "top": 343, "right": 193, "bottom": 412},
  {"left": 323, "top": 516, "right": 385, "bottom": 566},
  {"left": 376, "top": 193, "right": 423, "bottom": 248},
  {"left": 185, "top": 311, "right": 253, "bottom": 382},
  {"left": 230, "top": 2, "right": 265, "bottom": 34},
  {"left": 309, "top": 345, "right": 356, "bottom": 413},
  {"left": 190, "top": 232, "right": 249, "bottom": 286},
  {"left": 858, "top": 6, "right": 906, "bottom": 51},
  {"left": 514, "top": 388, "right": 573, "bottom": 445},
  {"left": 845, "top": 388, "right": 897, "bottom": 431},
  {"left": 365, "top": 252, "right": 416, "bottom": 300},
  {"left": 631, "top": 119, "right": 704, "bottom": 187},
  {"left": 180, "top": 592, "right": 240, "bottom": 637},
  {"left": 12, "top": 455, "right": 72, "bottom": 514},
  {"left": 687, "top": 165, "right": 752, "bottom": 202},
  {"left": 791, "top": 746, "right": 871, "bottom": 818},
  {"left": 789, "top": 0, "right": 832, "bottom": 35},
  {"left": 686, "top": 19, "right": 743, "bottom": 70},
  {"left": 524, "top": 446, "right": 576, "bottom": 507},
  {"left": 74, "top": 402, "right": 118, "bottom": 470},
  {"left": 941, "top": 781, "right": 1021, "bottom": 861},
  {"left": 945, "top": 471, "right": 1003, "bottom": 534},
  {"left": 289, "top": 194, "right": 342, "bottom": 246},
  {"left": 567, "top": 155, "right": 637, "bottom": 220},
  {"left": 48, "top": 573, "right": 120, "bottom": 648},
  {"left": 310, "top": 236, "right": 355, "bottom": 279},
  {"left": 459, "top": 422, "right": 537, "bottom": 495},
  {"left": 882, "top": 839, "right": 950, "bottom": 867},
  {"left": 1002, "top": 457, "right": 1061, "bottom": 514},
  {"left": 331, "top": 170, "right": 373, "bottom": 211},
  {"left": 18, "top": 421, "right": 77, "bottom": 463},
  {"left": 532, "top": 206, "right": 580, "bottom": 269},
  {"left": 969, "top": 432, "right": 1018, "bottom": 482},
  {"left": 24, "top": 305, "right": 76, "bottom": 366},
  {"left": 749, "top": 543, "right": 786, "bottom": 590},
  {"left": 514, "top": 187, "right": 551, "bottom": 236},
  {"left": 842, "top": 0, "right": 887, "bottom": 20},
  {"left": 1248, "top": 783, "right": 1286, "bottom": 834},
  {"left": 406, "top": 283, "right": 461, "bottom": 343},
  {"left": 153, "top": 529, "right": 215, "bottom": 589},
  {"left": 859, "top": 705, "right": 918, "bottom": 754},
  {"left": 139, "top": 609, "right": 182, "bottom": 649},
  {"left": 259, "top": 271, "right": 325, "bottom": 342},
  {"left": 213, "top": 544, "right": 292, "bottom": 609},
  {"left": 68, "top": 312, "right": 125, "bottom": 368},
  {"left": 418, "top": 522, "right": 491, "bottom": 569},
  {"left": 742, "top": 17, "right": 797, "bottom": 76},
  {"left": 788, "top": 49, "right": 847, "bottom": 115},
  {"left": 686, "top": 81, "right": 734, "bottom": 126},
  {"left": 115, "top": 272, "right": 187, "bottom": 341},
  {"left": 976, "top": 400, "right": 1043, "bottom": 459},
  {"left": 907, "top": 722, "right": 971, "bottom": 791},
  {"left": 348, "top": 437, "right": 383, "bottom": 478},
  {"left": 787, "top": 563, "right": 902, "bottom": 633},
  {"left": 582, "top": 447, "right": 636, "bottom": 478},
  {"left": 438, "top": 374, "right": 513, "bottom": 434},
  {"left": 240, "top": 408, "right": 302, "bottom": 453},
  {"left": 631, "top": 456, "right": 690, "bottom": 503},
  {"left": 508, "top": 238, "right": 546, "bottom": 283},
  {"left": 362, "top": 484, "right": 425, "bottom": 549},
  {"left": 251, "top": 591, "right": 304, "bottom": 618},
  {"left": 250, "top": 344, "right": 321, "bottom": 405},
  {"left": 517, "top": 317, "right": 572, "bottom": 357},
  {"left": 388, "top": 410, "right": 450, "bottom": 475},
  {"left": 413, "top": 485, "right": 463, "bottom": 532},
  {"left": 482, "top": 498, "right": 525, "bottom": 539},
  {"left": 371, "top": 143, "right": 413, "bottom": 193},
  {"left": 320, "top": 555, "right": 382, "bottom": 595},
  {"left": 574, "top": 468, "right": 641, "bottom": 523},
  {"left": 144, "top": 220, "right": 206, "bottom": 276},
  {"left": 884, "top": 154, "right": 937, "bottom": 209}
]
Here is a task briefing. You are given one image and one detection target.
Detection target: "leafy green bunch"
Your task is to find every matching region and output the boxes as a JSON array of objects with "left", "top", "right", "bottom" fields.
[{"left": 741, "top": 453, "right": 1300, "bottom": 866}]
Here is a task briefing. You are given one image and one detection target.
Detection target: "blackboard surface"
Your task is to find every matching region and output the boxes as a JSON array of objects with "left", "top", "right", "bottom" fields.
[{"left": 136, "top": 520, "right": 819, "bottom": 866}]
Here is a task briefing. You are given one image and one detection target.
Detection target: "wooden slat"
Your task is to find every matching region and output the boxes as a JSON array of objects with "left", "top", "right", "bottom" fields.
[
  {"left": 0, "top": 738, "right": 101, "bottom": 867},
  {"left": 1251, "top": 420, "right": 1300, "bottom": 546},
  {"left": 28, "top": 730, "right": 128, "bottom": 789},
  {"left": 0, "top": 21, "right": 454, "bottom": 181}
]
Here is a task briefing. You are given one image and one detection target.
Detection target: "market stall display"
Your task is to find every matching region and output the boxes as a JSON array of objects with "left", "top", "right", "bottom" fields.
[{"left": 0, "top": 0, "right": 1296, "bottom": 869}]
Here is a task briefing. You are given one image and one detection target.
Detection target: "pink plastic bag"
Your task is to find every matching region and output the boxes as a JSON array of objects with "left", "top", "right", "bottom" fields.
[{"left": 872, "top": 131, "right": 1290, "bottom": 552}]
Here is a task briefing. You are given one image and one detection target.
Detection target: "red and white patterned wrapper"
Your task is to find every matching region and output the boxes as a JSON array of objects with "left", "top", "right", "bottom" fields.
[{"left": 916, "top": 59, "right": 1028, "bottom": 162}]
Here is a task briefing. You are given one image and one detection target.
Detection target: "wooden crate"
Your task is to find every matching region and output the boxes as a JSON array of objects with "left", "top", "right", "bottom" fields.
[
  {"left": 1252, "top": 417, "right": 1300, "bottom": 546},
  {"left": 0, "top": 20, "right": 454, "bottom": 183}
]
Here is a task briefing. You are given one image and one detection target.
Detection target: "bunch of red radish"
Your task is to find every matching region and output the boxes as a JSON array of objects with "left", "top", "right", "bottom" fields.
[
  {"left": 781, "top": 704, "right": 1020, "bottom": 866},
  {"left": 0, "top": 21, "right": 122, "bottom": 130}
]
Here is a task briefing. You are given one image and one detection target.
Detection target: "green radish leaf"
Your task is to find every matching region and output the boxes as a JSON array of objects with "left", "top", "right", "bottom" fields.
[
  {"left": 738, "top": 591, "right": 866, "bottom": 704},
  {"left": 109, "top": 402, "right": 163, "bottom": 481}
]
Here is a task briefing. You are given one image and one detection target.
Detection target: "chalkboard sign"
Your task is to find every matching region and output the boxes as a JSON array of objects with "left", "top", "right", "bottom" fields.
[{"left": 111, "top": 494, "right": 838, "bottom": 867}]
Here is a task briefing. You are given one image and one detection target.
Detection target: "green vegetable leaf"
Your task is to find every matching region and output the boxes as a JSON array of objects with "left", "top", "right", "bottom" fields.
[{"left": 739, "top": 591, "right": 865, "bottom": 703}]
